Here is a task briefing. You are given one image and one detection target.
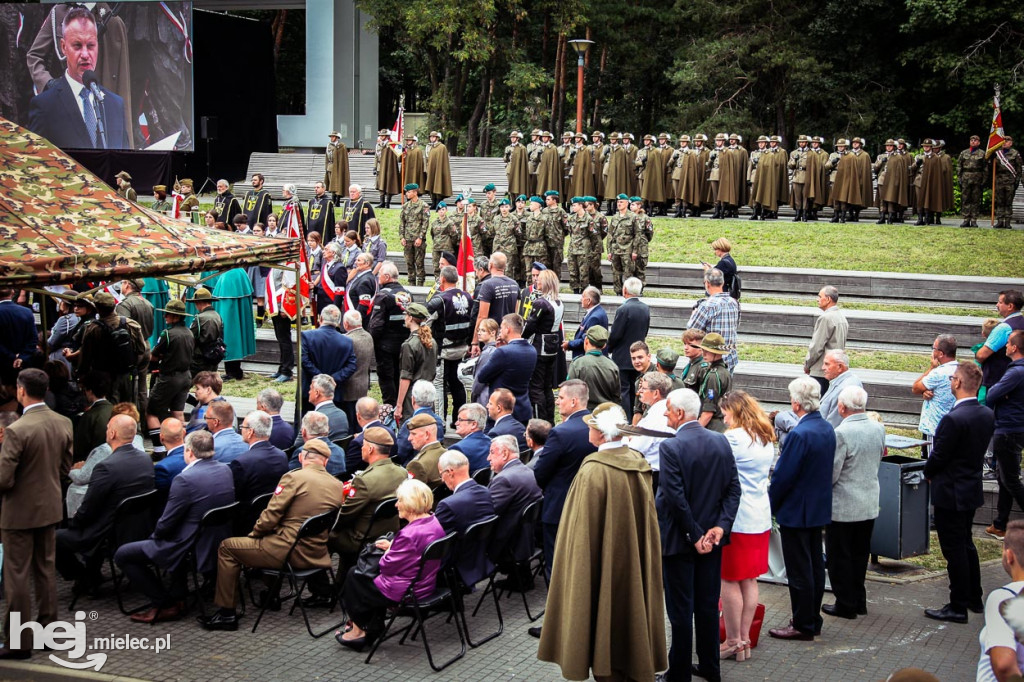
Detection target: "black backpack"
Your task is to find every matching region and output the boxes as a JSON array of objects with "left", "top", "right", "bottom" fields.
[
  {"left": 729, "top": 273, "right": 742, "bottom": 300},
  {"left": 94, "top": 316, "right": 138, "bottom": 375}
]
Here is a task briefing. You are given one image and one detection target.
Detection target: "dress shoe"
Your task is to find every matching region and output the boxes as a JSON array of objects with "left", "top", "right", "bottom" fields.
[
  {"left": 301, "top": 594, "right": 335, "bottom": 609},
  {"left": 691, "top": 663, "right": 721, "bottom": 681},
  {"left": 986, "top": 525, "right": 1006, "bottom": 540},
  {"left": 0, "top": 647, "right": 32, "bottom": 660},
  {"left": 197, "top": 611, "right": 239, "bottom": 631},
  {"left": 155, "top": 602, "right": 184, "bottom": 623},
  {"left": 335, "top": 631, "right": 367, "bottom": 651},
  {"left": 769, "top": 625, "right": 814, "bottom": 641},
  {"left": 857, "top": 605, "right": 868, "bottom": 616},
  {"left": 130, "top": 607, "right": 160, "bottom": 624},
  {"left": 789, "top": 618, "right": 821, "bottom": 635},
  {"left": 822, "top": 603, "right": 857, "bottom": 620},
  {"left": 968, "top": 601, "right": 985, "bottom": 614},
  {"left": 924, "top": 604, "right": 968, "bottom": 624},
  {"left": 528, "top": 626, "right": 542, "bottom": 639}
]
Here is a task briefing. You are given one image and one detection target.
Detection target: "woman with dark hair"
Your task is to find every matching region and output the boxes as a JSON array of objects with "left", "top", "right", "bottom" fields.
[
  {"left": 394, "top": 304, "right": 437, "bottom": 423},
  {"left": 522, "top": 269, "right": 564, "bottom": 422}
]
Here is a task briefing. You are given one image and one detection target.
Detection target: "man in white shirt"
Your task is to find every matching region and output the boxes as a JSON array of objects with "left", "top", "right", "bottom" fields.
[
  {"left": 977, "top": 520, "right": 1024, "bottom": 682},
  {"left": 624, "top": 372, "right": 674, "bottom": 494}
]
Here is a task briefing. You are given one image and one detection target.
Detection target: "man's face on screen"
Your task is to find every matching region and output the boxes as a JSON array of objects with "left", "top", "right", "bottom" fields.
[{"left": 62, "top": 18, "right": 99, "bottom": 84}]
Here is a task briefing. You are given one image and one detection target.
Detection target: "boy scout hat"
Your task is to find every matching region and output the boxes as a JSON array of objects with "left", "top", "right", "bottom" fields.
[
  {"left": 836, "top": 138, "right": 850, "bottom": 146},
  {"left": 592, "top": 131, "right": 605, "bottom": 139},
  {"left": 483, "top": 183, "right": 496, "bottom": 191},
  {"left": 406, "top": 303, "right": 429, "bottom": 320},
  {"left": 404, "top": 183, "right": 419, "bottom": 191},
  {"left": 769, "top": 135, "right": 782, "bottom": 143},
  {"left": 659, "top": 132, "right": 671, "bottom": 140},
  {"left": 115, "top": 171, "right": 132, "bottom": 181},
  {"left": 608, "top": 132, "right": 620, "bottom": 140},
  {"left": 301, "top": 438, "right": 331, "bottom": 459},
  {"left": 562, "top": 132, "right": 573, "bottom": 139},
  {"left": 406, "top": 413, "right": 436, "bottom": 430},
  {"left": 852, "top": 137, "right": 866, "bottom": 145},
  {"left": 583, "top": 402, "right": 627, "bottom": 430},
  {"left": 585, "top": 325, "right": 609, "bottom": 346},
  {"left": 575, "top": 131, "right": 586, "bottom": 139},
  {"left": 541, "top": 131, "right": 552, "bottom": 138},
  {"left": 700, "top": 332, "right": 729, "bottom": 354},
  {"left": 531, "top": 129, "right": 541, "bottom": 136},
  {"left": 429, "top": 131, "right": 441, "bottom": 137},
  {"left": 728, "top": 133, "right": 739, "bottom": 141},
  {"left": 363, "top": 426, "right": 395, "bottom": 447},
  {"left": 884, "top": 139, "right": 896, "bottom": 146},
  {"left": 153, "top": 185, "right": 167, "bottom": 193},
  {"left": 656, "top": 348, "right": 680, "bottom": 369},
  {"left": 715, "top": 133, "right": 727, "bottom": 141},
  {"left": 125, "top": 278, "right": 144, "bottom": 291},
  {"left": 73, "top": 293, "right": 96, "bottom": 309},
  {"left": 93, "top": 292, "right": 116, "bottom": 307},
  {"left": 328, "top": 131, "right": 341, "bottom": 138},
  {"left": 643, "top": 134, "right": 654, "bottom": 142},
  {"left": 921, "top": 139, "right": 934, "bottom": 147},
  {"left": 796, "top": 134, "right": 808, "bottom": 143},
  {"left": 694, "top": 133, "right": 708, "bottom": 141},
  {"left": 404, "top": 134, "right": 416, "bottom": 141},
  {"left": 680, "top": 134, "right": 691, "bottom": 142},
  {"left": 378, "top": 128, "right": 390, "bottom": 136},
  {"left": 159, "top": 299, "right": 187, "bottom": 315},
  {"left": 623, "top": 132, "right": 635, "bottom": 140},
  {"left": 187, "top": 287, "right": 214, "bottom": 302},
  {"left": 510, "top": 131, "right": 523, "bottom": 138},
  {"left": 935, "top": 139, "right": 945, "bottom": 148},
  {"left": 757, "top": 135, "right": 769, "bottom": 143}
]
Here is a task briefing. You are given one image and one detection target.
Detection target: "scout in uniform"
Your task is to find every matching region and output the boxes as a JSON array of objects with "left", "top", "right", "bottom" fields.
[
  {"left": 607, "top": 193, "right": 639, "bottom": 295},
  {"left": 115, "top": 171, "right": 137, "bottom": 202}
]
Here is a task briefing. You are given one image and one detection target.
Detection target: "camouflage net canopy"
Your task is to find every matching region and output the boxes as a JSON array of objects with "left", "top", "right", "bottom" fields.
[{"left": 0, "top": 117, "right": 298, "bottom": 287}]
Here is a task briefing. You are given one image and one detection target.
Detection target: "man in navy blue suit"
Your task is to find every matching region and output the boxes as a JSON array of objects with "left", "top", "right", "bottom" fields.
[
  {"left": 0, "top": 288, "right": 37, "bottom": 386},
  {"left": 231, "top": 411, "right": 289, "bottom": 504},
  {"left": 532, "top": 380, "right": 592, "bottom": 582},
  {"left": 434, "top": 450, "right": 496, "bottom": 588},
  {"left": 768, "top": 376, "right": 835, "bottom": 641},
  {"left": 657, "top": 388, "right": 740, "bottom": 682},
  {"left": 563, "top": 286, "right": 609, "bottom": 360},
  {"left": 347, "top": 397, "right": 395, "bottom": 472},
  {"left": 476, "top": 313, "right": 538, "bottom": 425},
  {"left": 291, "top": 374, "right": 349, "bottom": 448},
  {"left": 300, "top": 305, "right": 358, "bottom": 412},
  {"left": 486, "top": 435, "right": 543, "bottom": 568},
  {"left": 486, "top": 388, "right": 528, "bottom": 451},
  {"left": 154, "top": 418, "right": 187, "bottom": 491},
  {"left": 114, "top": 430, "right": 235, "bottom": 623},
  {"left": 27, "top": 8, "right": 130, "bottom": 150},
  {"left": 606, "top": 277, "right": 651, "bottom": 415},
  {"left": 450, "top": 403, "right": 492, "bottom": 472},
  {"left": 923, "top": 362, "right": 995, "bottom": 623},
  {"left": 256, "top": 389, "right": 295, "bottom": 451}
]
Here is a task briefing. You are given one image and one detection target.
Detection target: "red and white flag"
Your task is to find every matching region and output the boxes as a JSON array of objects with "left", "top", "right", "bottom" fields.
[
  {"left": 456, "top": 211, "right": 476, "bottom": 292},
  {"left": 265, "top": 202, "right": 311, "bottom": 319},
  {"left": 171, "top": 191, "right": 185, "bottom": 219},
  {"left": 987, "top": 88, "right": 1005, "bottom": 159},
  {"left": 389, "top": 107, "right": 404, "bottom": 157}
]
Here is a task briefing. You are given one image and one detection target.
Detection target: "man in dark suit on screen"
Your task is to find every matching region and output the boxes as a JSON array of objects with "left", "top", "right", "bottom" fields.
[
  {"left": 27, "top": 8, "right": 130, "bottom": 150},
  {"left": 923, "top": 362, "right": 994, "bottom": 623}
]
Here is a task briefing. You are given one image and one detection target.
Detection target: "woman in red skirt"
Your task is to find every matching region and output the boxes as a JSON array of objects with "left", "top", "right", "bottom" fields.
[{"left": 719, "top": 390, "right": 776, "bottom": 661}]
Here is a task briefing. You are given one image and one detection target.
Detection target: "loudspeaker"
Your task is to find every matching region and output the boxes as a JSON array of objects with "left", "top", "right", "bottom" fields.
[{"left": 200, "top": 116, "right": 218, "bottom": 141}]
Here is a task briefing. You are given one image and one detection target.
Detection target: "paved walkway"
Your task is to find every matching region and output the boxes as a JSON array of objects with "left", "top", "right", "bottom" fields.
[{"left": 2, "top": 558, "right": 1005, "bottom": 681}]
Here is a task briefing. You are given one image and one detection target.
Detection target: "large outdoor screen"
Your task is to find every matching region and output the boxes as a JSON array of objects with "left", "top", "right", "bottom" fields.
[{"left": 0, "top": 2, "right": 194, "bottom": 152}]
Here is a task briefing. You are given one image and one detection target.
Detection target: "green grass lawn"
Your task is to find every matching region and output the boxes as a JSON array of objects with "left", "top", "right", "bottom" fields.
[{"left": 901, "top": 532, "right": 1004, "bottom": 572}]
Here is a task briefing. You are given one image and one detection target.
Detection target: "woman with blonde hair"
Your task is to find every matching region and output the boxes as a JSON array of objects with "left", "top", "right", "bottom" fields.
[
  {"left": 66, "top": 402, "right": 144, "bottom": 516},
  {"left": 363, "top": 219, "right": 387, "bottom": 275},
  {"left": 471, "top": 318, "right": 501, "bottom": 405},
  {"left": 395, "top": 303, "right": 437, "bottom": 423},
  {"left": 718, "top": 389, "right": 775, "bottom": 662},
  {"left": 523, "top": 269, "right": 564, "bottom": 422}
]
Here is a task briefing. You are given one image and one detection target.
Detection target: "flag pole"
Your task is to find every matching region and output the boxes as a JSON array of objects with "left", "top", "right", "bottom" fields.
[{"left": 991, "top": 158, "right": 997, "bottom": 227}]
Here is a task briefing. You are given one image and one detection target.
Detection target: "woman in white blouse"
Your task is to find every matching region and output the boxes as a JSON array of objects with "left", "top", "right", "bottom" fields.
[{"left": 719, "top": 390, "right": 776, "bottom": 662}]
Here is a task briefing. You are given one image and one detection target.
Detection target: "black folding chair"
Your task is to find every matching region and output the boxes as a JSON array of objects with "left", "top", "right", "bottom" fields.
[
  {"left": 69, "top": 489, "right": 159, "bottom": 614},
  {"left": 184, "top": 502, "right": 240, "bottom": 619},
  {"left": 250, "top": 508, "right": 345, "bottom": 638},
  {"left": 332, "top": 435, "right": 354, "bottom": 451},
  {"left": 365, "top": 532, "right": 466, "bottom": 672},
  {"left": 487, "top": 499, "right": 547, "bottom": 621},
  {"left": 237, "top": 491, "right": 273, "bottom": 534},
  {"left": 430, "top": 482, "right": 452, "bottom": 507},
  {"left": 449, "top": 515, "right": 502, "bottom": 647},
  {"left": 358, "top": 498, "right": 400, "bottom": 544},
  {"left": 471, "top": 467, "right": 492, "bottom": 486},
  {"left": 519, "top": 448, "right": 534, "bottom": 465}
]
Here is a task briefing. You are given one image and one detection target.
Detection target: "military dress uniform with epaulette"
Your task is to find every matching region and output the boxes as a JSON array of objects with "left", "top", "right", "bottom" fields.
[
  {"left": 407, "top": 440, "right": 446, "bottom": 487},
  {"left": 430, "top": 212, "right": 460, "bottom": 278},
  {"left": 957, "top": 145, "right": 987, "bottom": 226},
  {"left": 328, "top": 457, "right": 409, "bottom": 560},
  {"left": 607, "top": 210, "right": 639, "bottom": 295},
  {"left": 993, "top": 145, "right": 1022, "bottom": 229},
  {"left": 566, "top": 211, "right": 594, "bottom": 294},
  {"left": 788, "top": 143, "right": 810, "bottom": 220},
  {"left": 399, "top": 198, "right": 430, "bottom": 285},
  {"left": 491, "top": 213, "right": 524, "bottom": 282}
]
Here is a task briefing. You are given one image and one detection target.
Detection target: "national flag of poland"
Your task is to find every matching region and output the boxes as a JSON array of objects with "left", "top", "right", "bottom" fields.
[
  {"left": 265, "top": 203, "right": 311, "bottom": 319},
  {"left": 456, "top": 211, "right": 476, "bottom": 292},
  {"left": 987, "top": 89, "right": 1005, "bottom": 159}
]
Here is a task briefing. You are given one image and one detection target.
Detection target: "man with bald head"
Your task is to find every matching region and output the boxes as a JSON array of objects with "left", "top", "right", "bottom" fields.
[
  {"left": 56, "top": 414, "right": 155, "bottom": 593},
  {"left": 154, "top": 418, "right": 187, "bottom": 490}
]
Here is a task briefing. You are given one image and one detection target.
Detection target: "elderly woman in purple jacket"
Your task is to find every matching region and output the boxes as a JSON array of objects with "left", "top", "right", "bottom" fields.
[{"left": 336, "top": 479, "right": 445, "bottom": 650}]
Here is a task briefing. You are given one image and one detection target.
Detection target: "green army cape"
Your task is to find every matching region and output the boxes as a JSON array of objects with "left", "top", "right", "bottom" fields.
[
  {"left": 678, "top": 150, "right": 704, "bottom": 207},
  {"left": 376, "top": 143, "right": 402, "bottom": 195},
  {"left": 833, "top": 149, "right": 873, "bottom": 208},
  {"left": 404, "top": 146, "right": 426, "bottom": 189},
  {"left": 536, "top": 145, "right": 564, "bottom": 195},
  {"left": 881, "top": 152, "right": 912, "bottom": 207},
  {"left": 752, "top": 148, "right": 789, "bottom": 211},
  {"left": 717, "top": 147, "right": 745, "bottom": 206},
  {"left": 640, "top": 147, "right": 668, "bottom": 203},
  {"left": 424, "top": 142, "right": 453, "bottom": 198},
  {"left": 603, "top": 146, "right": 632, "bottom": 198},
  {"left": 212, "top": 268, "right": 256, "bottom": 362},
  {"left": 537, "top": 446, "right": 667, "bottom": 681},
  {"left": 507, "top": 145, "right": 531, "bottom": 196},
  {"left": 570, "top": 146, "right": 596, "bottom": 198},
  {"left": 590, "top": 144, "right": 606, "bottom": 199},
  {"left": 325, "top": 140, "right": 350, "bottom": 195},
  {"left": 732, "top": 146, "right": 751, "bottom": 206},
  {"left": 804, "top": 149, "right": 827, "bottom": 206}
]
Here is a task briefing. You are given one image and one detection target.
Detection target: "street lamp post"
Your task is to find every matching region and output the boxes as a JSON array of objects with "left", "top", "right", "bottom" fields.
[{"left": 567, "top": 39, "right": 595, "bottom": 134}]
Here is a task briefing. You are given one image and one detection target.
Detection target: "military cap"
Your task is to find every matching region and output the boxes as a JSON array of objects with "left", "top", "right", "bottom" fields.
[
  {"left": 630, "top": 196, "right": 642, "bottom": 203},
  {"left": 531, "top": 128, "right": 541, "bottom": 136},
  {"left": 921, "top": 138, "right": 934, "bottom": 147},
  {"left": 836, "top": 138, "right": 850, "bottom": 146},
  {"left": 659, "top": 132, "right": 671, "bottom": 140},
  {"left": 531, "top": 262, "right": 547, "bottom": 271},
  {"left": 404, "top": 183, "right": 419, "bottom": 191},
  {"left": 680, "top": 134, "right": 691, "bottom": 142},
  {"left": 466, "top": 197, "right": 476, "bottom": 204},
  {"left": 608, "top": 132, "right": 621, "bottom": 141},
  {"left": 125, "top": 278, "right": 144, "bottom": 291},
  {"left": 796, "top": 135, "right": 808, "bottom": 143},
  {"left": 623, "top": 132, "right": 635, "bottom": 140},
  {"left": 179, "top": 178, "right": 194, "bottom": 188},
  {"left": 700, "top": 332, "right": 729, "bottom": 355},
  {"left": 896, "top": 138, "right": 907, "bottom": 146},
  {"left": 757, "top": 135, "right": 769, "bottom": 143},
  {"left": 404, "top": 134, "right": 416, "bottom": 141},
  {"left": 852, "top": 137, "right": 866, "bottom": 145},
  {"left": 936, "top": 139, "right": 945, "bottom": 148},
  {"left": 575, "top": 131, "right": 587, "bottom": 139},
  {"left": 529, "top": 196, "right": 543, "bottom": 204},
  {"left": 970, "top": 134, "right": 981, "bottom": 141},
  {"left": 583, "top": 196, "right": 597, "bottom": 203},
  {"left": 499, "top": 198, "right": 510, "bottom": 206},
  {"left": 510, "top": 131, "right": 523, "bottom": 138},
  {"left": 516, "top": 194, "right": 528, "bottom": 202},
  {"left": 643, "top": 134, "right": 654, "bottom": 142},
  {"left": 585, "top": 325, "right": 609, "bottom": 346},
  {"left": 153, "top": 185, "right": 167, "bottom": 193},
  {"left": 583, "top": 402, "right": 628, "bottom": 430},
  {"left": 570, "top": 196, "right": 583, "bottom": 204},
  {"left": 73, "top": 293, "right": 96, "bottom": 309},
  {"left": 301, "top": 438, "right": 331, "bottom": 459},
  {"left": 728, "top": 133, "right": 739, "bottom": 141},
  {"left": 187, "top": 287, "right": 214, "bottom": 302},
  {"left": 406, "top": 413, "right": 436, "bottom": 430},
  {"left": 406, "top": 303, "right": 430, "bottom": 320},
  {"left": 436, "top": 201, "right": 447, "bottom": 210},
  {"left": 562, "top": 132, "right": 573, "bottom": 139},
  {"left": 328, "top": 131, "right": 341, "bottom": 138},
  {"left": 656, "top": 348, "right": 680, "bottom": 370},
  {"left": 429, "top": 131, "right": 441, "bottom": 137},
  {"left": 769, "top": 135, "right": 781, "bottom": 143},
  {"left": 115, "top": 171, "right": 132, "bottom": 181},
  {"left": 735, "top": 134, "right": 743, "bottom": 143},
  {"left": 616, "top": 193, "right": 629, "bottom": 201},
  {"left": 543, "top": 190, "right": 559, "bottom": 197},
  {"left": 883, "top": 139, "right": 896, "bottom": 146},
  {"left": 92, "top": 291, "right": 116, "bottom": 308},
  {"left": 378, "top": 128, "right": 390, "bottom": 136},
  {"left": 591, "top": 131, "right": 605, "bottom": 139},
  {"left": 159, "top": 299, "right": 187, "bottom": 315},
  {"left": 440, "top": 250, "right": 456, "bottom": 264},
  {"left": 694, "top": 134, "right": 708, "bottom": 142},
  {"left": 483, "top": 183, "right": 496, "bottom": 192},
  {"left": 363, "top": 426, "right": 395, "bottom": 447},
  {"left": 715, "top": 133, "right": 727, "bottom": 141},
  {"left": 541, "top": 131, "right": 553, "bottom": 138}
]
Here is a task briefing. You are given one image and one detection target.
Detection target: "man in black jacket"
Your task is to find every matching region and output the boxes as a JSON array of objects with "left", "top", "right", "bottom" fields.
[
  {"left": 232, "top": 411, "right": 289, "bottom": 504},
  {"left": 368, "top": 262, "right": 411, "bottom": 407},
  {"left": 923, "top": 362, "right": 995, "bottom": 623},
  {"left": 427, "top": 265, "right": 473, "bottom": 425},
  {"left": 606, "top": 277, "right": 651, "bottom": 415}
]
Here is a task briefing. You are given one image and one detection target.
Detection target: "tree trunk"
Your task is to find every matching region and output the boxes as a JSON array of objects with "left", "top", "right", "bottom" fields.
[
  {"left": 591, "top": 44, "right": 607, "bottom": 128},
  {"left": 556, "top": 33, "right": 568, "bottom": 134},
  {"left": 466, "top": 71, "right": 489, "bottom": 156},
  {"left": 483, "top": 76, "right": 495, "bottom": 156},
  {"left": 271, "top": 10, "right": 287, "bottom": 62}
]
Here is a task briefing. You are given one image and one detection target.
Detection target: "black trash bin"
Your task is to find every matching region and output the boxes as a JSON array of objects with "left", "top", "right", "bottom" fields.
[{"left": 869, "top": 455, "right": 930, "bottom": 560}]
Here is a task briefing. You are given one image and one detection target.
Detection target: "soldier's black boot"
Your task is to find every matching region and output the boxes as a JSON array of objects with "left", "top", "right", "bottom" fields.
[
  {"left": 933, "top": 214, "right": 941, "bottom": 225},
  {"left": 377, "top": 196, "right": 386, "bottom": 209},
  {"left": 829, "top": 210, "right": 840, "bottom": 223},
  {"left": 960, "top": 218, "right": 970, "bottom": 227},
  {"left": 792, "top": 208, "right": 803, "bottom": 222},
  {"left": 673, "top": 203, "right": 682, "bottom": 218},
  {"left": 839, "top": 210, "right": 847, "bottom": 223},
  {"left": 877, "top": 212, "right": 887, "bottom": 224},
  {"left": 915, "top": 211, "right": 927, "bottom": 226},
  {"left": 749, "top": 205, "right": 760, "bottom": 220},
  {"left": 808, "top": 209, "right": 818, "bottom": 221},
  {"left": 852, "top": 210, "right": 861, "bottom": 222}
]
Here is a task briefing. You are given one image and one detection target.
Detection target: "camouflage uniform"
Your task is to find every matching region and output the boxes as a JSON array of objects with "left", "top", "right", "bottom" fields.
[
  {"left": 467, "top": 212, "right": 491, "bottom": 257},
  {"left": 523, "top": 208, "right": 557, "bottom": 270},
  {"left": 632, "top": 209, "right": 653, "bottom": 284},
  {"left": 399, "top": 197, "right": 430, "bottom": 285},
  {"left": 480, "top": 196, "right": 502, "bottom": 233},
  {"left": 565, "top": 208, "right": 594, "bottom": 293},
  {"left": 543, "top": 203, "right": 568, "bottom": 271},
  {"left": 607, "top": 210, "right": 639, "bottom": 295},
  {"left": 491, "top": 212, "right": 523, "bottom": 282},
  {"left": 430, "top": 212, "right": 460, "bottom": 278},
  {"left": 585, "top": 205, "right": 608, "bottom": 289},
  {"left": 994, "top": 144, "right": 1022, "bottom": 228},
  {"left": 957, "top": 143, "right": 986, "bottom": 226}
]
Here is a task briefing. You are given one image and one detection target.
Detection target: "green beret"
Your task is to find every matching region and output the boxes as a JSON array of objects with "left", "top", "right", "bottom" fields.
[
  {"left": 483, "top": 183, "right": 496, "bottom": 192},
  {"left": 630, "top": 196, "right": 642, "bottom": 203},
  {"left": 516, "top": 194, "right": 528, "bottom": 202},
  {"left": 616, "top": 193, "right": 629, "bottom": 200},
  {"left": 571, "top": 196, "right": 583, "bottom": 204},
  {"left": 406, "top": 303, "right": 430, "bottom": 320},
  {"left": 543, "top": 190, "right": 559, "bottom": 197},
  {"left": 583, "top": 196, "right": 597, "bottom": 203},
  {"left": 498, "top": 198, "right": 510, "bottom": 205},
  {"left": 436, "top": 201, "right": 447, "bottom": 209},
  {"left": 467, "top": 198, "right": 476, "bottom": 204},
  {"left": 404, "top": 183, "right": 419, "bottom": 191},
  {"left": 529, "top": 196, "right": 543, "bottom": 204}
]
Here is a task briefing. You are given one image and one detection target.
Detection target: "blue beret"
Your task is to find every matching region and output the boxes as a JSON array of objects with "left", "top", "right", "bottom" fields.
[
  {"left": 436, "top": 201, "right": 447, "bottom": 209},
  {"left": 404, "top": 183, "right": 419, "bottom": 191}
]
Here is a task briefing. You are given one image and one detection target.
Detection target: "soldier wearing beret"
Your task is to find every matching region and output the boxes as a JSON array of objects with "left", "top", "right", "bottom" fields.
[
  {"left": 399, "top": 184, "right": 430, "bottom": 286},
  {"left": 492, "top": 199, "right": 524, "bottom": 283},
  {"left": 430, "top": 202, "right": 461, "bottom": 280},
  {"left": 404, "top": 413, "right": 446, "bottom": 486},
  {"left": 481, "top": 183, "right": 502, "bottom": 234},
  {"left": 583, "top": 196, "right": 607, "bottom": 289},
  {"left": 566, "top": 197, "right": 593, "bottom": 294},
  {"left": 607, "top": 194, "right": 639, "bottom": 295},
  {"left": 957, "top": 135, "right": 986, "bottom": 227}
]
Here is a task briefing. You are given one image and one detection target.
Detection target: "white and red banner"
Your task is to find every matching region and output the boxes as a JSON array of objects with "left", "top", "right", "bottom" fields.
[
  {"left": 987, "top": 88, "right": 1005, "bottom": 159},
  {"left": 389, "top": 107, "right": 404, "bottom": 158},
  {"left": 457, "top": 210, "right": 476, "bottom": 292},
  {"left": 265, "top": 202, "right": 311, "bottom": 319}
]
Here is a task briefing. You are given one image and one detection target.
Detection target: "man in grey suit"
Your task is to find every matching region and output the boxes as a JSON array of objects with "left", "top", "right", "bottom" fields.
[
  {"left": 487, "top": 435, "right": 543, "bottom": 570},
  {"left": 341, "top": 310, "right": 375, "bottom": 429},
  {"left": 823, "top": 386, "right": 885, "bottom": 620},
  {"left": 0, "top": 370, "right": 73, "bottom": 659},
  {"left": 818, "top": 350, "right": 864, "bottom": 428},
  {"left": 804, "top": 285, "right": 849, "bottom": 394},
  {"left": 293, "top": 374, "right": 349, "bottom": 448}
]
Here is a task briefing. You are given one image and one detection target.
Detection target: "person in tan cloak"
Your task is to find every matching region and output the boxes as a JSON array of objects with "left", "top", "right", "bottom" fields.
[
  {"left": 603, "top": 133, "right": 632, "bottom": 215},
  {"left": 832, "top": 137, "right": 873, "bottom": 222},
  {"left": 804, "top": 137, "right": 828, "bottom": 221},
  {"left": 505, "top": 131, "right": 531, "bottom": 197},
  {"left": 641, "top": 137, "right": 669, "bottom": 211},
  {"left": 915, "top": 138, "right": 949, "bottom": 225},
  {"left": 403, "top": 134, "right": 426, "bottom": 189},
  {"left": 590, "top": 131, "right": 607, "bottom": 202},
  {"left": 570, "top": 132, "right": 596, "bottom": 199},
  {"left": 537, "top": 402, "right": 667, "bottom": 682},
  {"left": 716, "top": 137, "right": 745, "bottom": 219},
  {"left": 536, "top": 131, "right": 565, "bottom": 196},
  {"left": 373, "top": 129, "right": 401, "bottom": 209},
  {"left": 424, "top": 130, "right": 452, "bottom": 209},
  {"left": 325, "top": 131, "right": 351, "bottom": 201}
]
